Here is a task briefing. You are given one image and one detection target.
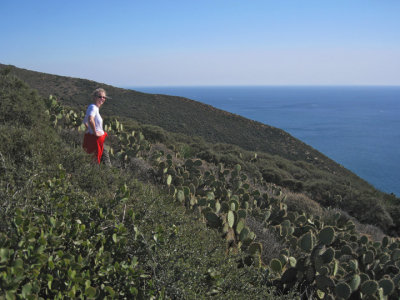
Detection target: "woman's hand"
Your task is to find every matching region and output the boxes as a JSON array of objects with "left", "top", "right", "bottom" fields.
[{"left": 95, "top": 131, "right": 103, "bottom": 137}]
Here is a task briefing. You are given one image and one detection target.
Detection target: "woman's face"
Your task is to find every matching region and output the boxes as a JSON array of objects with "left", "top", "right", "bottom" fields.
[{"left": 95, "top": 92, "right": 107, "bottom": 108}]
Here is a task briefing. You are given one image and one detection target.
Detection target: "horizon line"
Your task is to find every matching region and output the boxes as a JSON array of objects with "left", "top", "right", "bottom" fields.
[{"left": 124, "top": 84, "right": 400, "bottom": 88}]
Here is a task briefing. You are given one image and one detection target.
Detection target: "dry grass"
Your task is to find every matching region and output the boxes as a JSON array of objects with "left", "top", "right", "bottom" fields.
[
  {"left": 126, "top": 157, "right": 156, "bottom": 183},
  {"left": 246, "top": 215, "right": 285, "bottom": 264},
  {"left": 284, "top": 191, "right": 324, "bottom": 217}
]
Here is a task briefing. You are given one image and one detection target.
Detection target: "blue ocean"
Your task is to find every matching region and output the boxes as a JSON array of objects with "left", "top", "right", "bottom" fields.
[{"left": 131, "top": 86, "right": 400, "bottom": 197}]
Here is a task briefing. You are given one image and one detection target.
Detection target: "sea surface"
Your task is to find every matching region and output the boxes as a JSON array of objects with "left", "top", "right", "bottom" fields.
[{"left": 130, "top": 86, "right": 400, "bottom": 196}]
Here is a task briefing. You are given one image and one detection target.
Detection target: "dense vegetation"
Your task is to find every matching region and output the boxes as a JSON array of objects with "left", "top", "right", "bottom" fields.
[
  {"left": 0, "top": 70, "right": 298, "bottom": 298},
  {"left": 1, "top": 63, "right": 399, "bottom": 238},
  {"left": 1, "top": 65, "right": 400, "bottom": 299}
]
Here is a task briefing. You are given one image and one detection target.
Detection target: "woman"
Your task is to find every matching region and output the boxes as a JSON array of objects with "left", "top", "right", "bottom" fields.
[{"left": 82, "top": 88, "right": 111, "bottom": 165}]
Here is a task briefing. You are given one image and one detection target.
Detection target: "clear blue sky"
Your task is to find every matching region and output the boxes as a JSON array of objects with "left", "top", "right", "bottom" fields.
[{"left": 1, "top": 0, "right": 400, "bottom": 86}]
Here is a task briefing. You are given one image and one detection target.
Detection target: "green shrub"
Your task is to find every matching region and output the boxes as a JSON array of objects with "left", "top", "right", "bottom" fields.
[{"left": 285, "top": 192, "right": 323, "bottom": 217}]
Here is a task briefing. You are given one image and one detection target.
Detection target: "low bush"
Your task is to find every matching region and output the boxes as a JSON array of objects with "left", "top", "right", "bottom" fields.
[{"left": 284, "top": 191, "right": 323, "bottom": 217}]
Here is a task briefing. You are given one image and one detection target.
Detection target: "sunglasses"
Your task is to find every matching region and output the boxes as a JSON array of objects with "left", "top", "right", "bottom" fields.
[{"left": 98, "top": 96, "right": 107, "bottom": 99}]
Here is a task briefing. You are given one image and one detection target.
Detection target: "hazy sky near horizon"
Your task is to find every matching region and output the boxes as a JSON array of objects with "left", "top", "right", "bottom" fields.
[{"left": 1, "top": 0, "right": 400, "bottom": 86}]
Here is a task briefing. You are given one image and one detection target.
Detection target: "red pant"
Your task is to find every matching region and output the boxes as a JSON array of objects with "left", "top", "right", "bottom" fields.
[{"left": 83, "top": 132, "right": 108, "bottom": 164}]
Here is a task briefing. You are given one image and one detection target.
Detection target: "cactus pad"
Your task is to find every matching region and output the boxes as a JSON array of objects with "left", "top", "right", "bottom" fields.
[
  {"left": 298, "top": 232, "right": 314, "bottom": 252},
  {"left": 248, "top": 242, "right": 263, "bottom": 256},
  {"left": 379, "top": 278, "right": 394, "bottom": 296},
  {"left": 348, "top": 274, "right": 361, "bottom": 292},
  {"left": 227, "top": 210, "right": 235, "bottom": 228},
  {"left": 335, "top": 282, "right": 351, "bottom": 299},
  {"left": 360, "top": 280, "right": 379, "bottom": 295},
  {"left": 318, "top": 226, "right": 335, "bottom": 246},
  {"left": 205, "top": 212, "right": 222, "bottom": 229},
  {"left": 270, "top": 258, "right": 282, "bottom": 273}
]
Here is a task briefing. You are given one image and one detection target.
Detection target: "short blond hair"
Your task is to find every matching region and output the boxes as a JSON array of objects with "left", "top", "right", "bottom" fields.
[{"left": 92, "top": 88, "right": 107, "bottom": 100}]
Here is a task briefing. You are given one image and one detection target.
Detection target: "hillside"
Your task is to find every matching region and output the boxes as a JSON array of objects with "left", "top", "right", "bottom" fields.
[
  {"left": 0, "top": 64, "right": 367, "bottom": 172},
  {"left": 1, "top": 63, "right": 399, "bottom": 237},
  {"left": 2, "top": 67, "right": 400, "bottom": 299},
  {"left": 1, "top": 71, "right": 300, "bottom": 298}
]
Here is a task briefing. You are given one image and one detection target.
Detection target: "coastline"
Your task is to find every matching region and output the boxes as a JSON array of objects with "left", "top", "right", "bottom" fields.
[{"left": 130, "top": 85, "right": 400, "bottom": 196}]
